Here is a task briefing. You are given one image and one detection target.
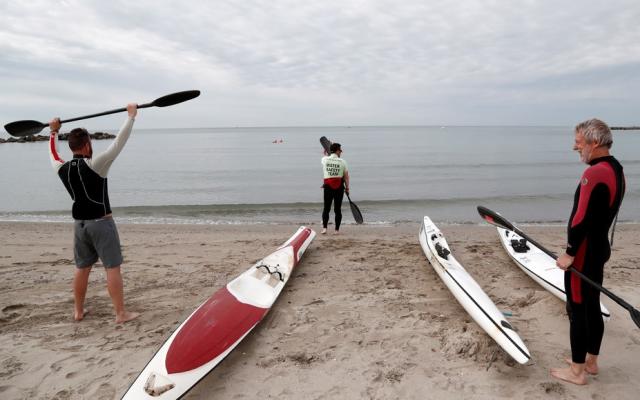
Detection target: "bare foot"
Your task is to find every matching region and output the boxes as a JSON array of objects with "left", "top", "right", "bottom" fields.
[
  {"left": 550, "top": 366, "right": 588, "bottom": 385},
  {"left": 565, "top": 358, "right": 598, "bottom": 375},
  {"left": 74, "top": 308, "right": 90, "bottom": 321},
  {"left": 116, "top": 311, "right": 140, "bottom": 324}
]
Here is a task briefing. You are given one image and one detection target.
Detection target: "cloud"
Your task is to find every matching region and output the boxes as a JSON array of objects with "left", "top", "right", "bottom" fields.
[{"left": 1, "top": 0, "right": 639, "bottom": 131}]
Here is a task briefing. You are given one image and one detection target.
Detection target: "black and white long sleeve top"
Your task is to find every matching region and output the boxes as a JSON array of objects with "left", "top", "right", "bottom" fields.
[{"left": 49, "top": 117, "right": 135, "bottom": 220}]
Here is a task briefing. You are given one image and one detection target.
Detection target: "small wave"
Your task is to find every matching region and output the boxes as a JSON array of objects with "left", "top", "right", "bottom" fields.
[{"left": 1, "top": 193, "right": 638, "bottom": 225}]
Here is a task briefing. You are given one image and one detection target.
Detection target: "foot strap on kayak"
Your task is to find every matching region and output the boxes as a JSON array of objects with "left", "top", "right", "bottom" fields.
[
  {"left": 510, "top": 239, "right": 530, "bottom": 253},
  {"left": 434, "top": 243, "right": 451, "bottom": 260},
  {"left": 500, "top": 320, "right": 514, "bottom": 330},
  {"left": 257, "top": 264, "right": 285, "bottom": 281},
  {"left": 144, "top": 373, "right": 175, "bottom": 396}
]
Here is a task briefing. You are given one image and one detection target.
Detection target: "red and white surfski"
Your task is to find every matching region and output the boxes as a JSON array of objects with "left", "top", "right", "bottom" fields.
[{"left": 121, "top": 226, "right": 316, "bottom": 399}]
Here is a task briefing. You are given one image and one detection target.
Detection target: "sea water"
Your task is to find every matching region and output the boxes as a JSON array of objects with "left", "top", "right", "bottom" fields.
[{"left": 1, "top": 126, "right": 638, "bottom": 225}]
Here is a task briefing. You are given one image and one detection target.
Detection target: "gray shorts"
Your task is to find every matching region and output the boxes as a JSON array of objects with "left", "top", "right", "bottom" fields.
[{"left": 73, "top": 217, "right": 123, "bottom": 268}]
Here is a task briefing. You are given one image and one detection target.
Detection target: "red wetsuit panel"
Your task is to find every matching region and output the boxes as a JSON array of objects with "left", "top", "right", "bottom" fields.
[
  {"left": 324, "top": 177, "right": 343, "bottom": 190},
  {"left": 566, "top": 156, "right": 624, "bottom": 303}
]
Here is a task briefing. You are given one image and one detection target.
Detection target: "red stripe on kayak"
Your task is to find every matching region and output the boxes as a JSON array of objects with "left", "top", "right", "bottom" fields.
[
  {"left": 165, "top": 287, "right": 268, "bottom": 374},
  {"left": 285, "top": 228, "right": 313, "bottom": 265}
]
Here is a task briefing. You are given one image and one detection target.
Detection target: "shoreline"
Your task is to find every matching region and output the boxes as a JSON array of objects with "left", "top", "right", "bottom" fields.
[
  {"left": 3, "top": 219, "right": 640, "bottom": 228},
  {"left": 1, "top": 222, "right": 639, "bottom": 399}
]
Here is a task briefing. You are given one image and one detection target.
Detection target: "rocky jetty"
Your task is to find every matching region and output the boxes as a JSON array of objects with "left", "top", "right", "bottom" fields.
[
  {"left": 0, "top": 132, "right": 115, "bottom": 144},
  {"left": 611, "top": 126, "right": 640, "bottom": 130}
]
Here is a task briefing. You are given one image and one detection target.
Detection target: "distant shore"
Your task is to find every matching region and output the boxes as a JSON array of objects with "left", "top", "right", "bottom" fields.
[
  {"left": 611, "top": 126, "right": 640, "bottom": 130},
  {"left": 0, "top": 132, "right": 115, "bottom": 144}
]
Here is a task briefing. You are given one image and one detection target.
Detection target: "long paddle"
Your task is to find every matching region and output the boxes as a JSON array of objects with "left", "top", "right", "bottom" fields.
[
  {"left": 4, "top": 90, "right": 201, "bottom": 137},
  {"left": 477, "top": 205, "right": 640, "bottom": 329},
  {"left": 346, "top": 192, "right": 364, "bottom": 224}
]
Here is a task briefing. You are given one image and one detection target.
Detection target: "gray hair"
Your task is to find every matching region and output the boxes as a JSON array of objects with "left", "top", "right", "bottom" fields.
[{"left": 575, "top": 118, "right": 612, "bottom": 148}]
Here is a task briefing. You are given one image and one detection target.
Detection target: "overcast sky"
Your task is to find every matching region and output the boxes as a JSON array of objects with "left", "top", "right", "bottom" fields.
[{"left": 1, "top": 0, "right": 639, "bottom": 131}]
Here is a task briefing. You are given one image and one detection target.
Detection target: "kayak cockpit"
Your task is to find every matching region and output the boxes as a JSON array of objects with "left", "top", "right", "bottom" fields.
[
  {"left": 256, "top": 263, "right": 285, "bottom": 282},
  {"left": 227, "top": 268, "right": 282, "bottom": 308},
  {"left": 227, "top": 250, "right": 294, "bottom": 308}
]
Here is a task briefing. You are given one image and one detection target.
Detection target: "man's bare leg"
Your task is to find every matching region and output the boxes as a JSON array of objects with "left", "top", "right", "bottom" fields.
[
  {"left": 551, "top": 361, "right": 588, "bottom": 385},
  {"left": 106, "top": 266, "right": 139, "bottom": 324},
  {"left": 73, "top": 266, "right": 92, "bottom": 321},
  {"left": 565, "top": 353, "right": 598, "bottom": 375},
  {"left": 585, "top": 353, "right": 599, "bottom": 374}
]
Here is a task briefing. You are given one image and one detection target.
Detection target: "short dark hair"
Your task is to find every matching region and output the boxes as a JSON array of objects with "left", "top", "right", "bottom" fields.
[
  {"left": 68, "top": 128, "right": 90, "bottom": 151},
  {"left": 330, "top": 143, "right": 341, "bottom": 153}
]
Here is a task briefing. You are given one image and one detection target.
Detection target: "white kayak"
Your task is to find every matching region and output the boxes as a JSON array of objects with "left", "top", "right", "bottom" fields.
[
  {"left": 419, "top": 217, "right": 531, "bottom": 364},
  {"left": 121, "top": 226, "right": 316, "bottom": 399},
  {"left": 496, "top": 227, "right": 611, "bottom": 319}
]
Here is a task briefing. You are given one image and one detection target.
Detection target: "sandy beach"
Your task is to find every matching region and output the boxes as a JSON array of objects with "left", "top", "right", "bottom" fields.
[{"left": 1, "top": 221, "right": 639, "bottom": 399}]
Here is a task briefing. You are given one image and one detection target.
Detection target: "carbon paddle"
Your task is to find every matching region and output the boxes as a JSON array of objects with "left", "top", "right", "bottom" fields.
[
  {"left": 477, "top": 205, "right": 640, "bottom": 329},
  {"left": 319, "top": 136, "right": 331, "bottom": 154},
  {"left": 346, "top": 192, "right": 364, "bottom": 224},
  {"left": 4, "top": 90, "right": 201, "bottom": 137}
]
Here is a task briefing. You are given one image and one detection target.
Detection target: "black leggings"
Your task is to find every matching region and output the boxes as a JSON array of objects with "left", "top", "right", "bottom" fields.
[
  {"left": 564, "top": 271, "right": 604, "bottom": 363},
  {"left": 322, "top": 185, "right": 344, "bottom": 230}
]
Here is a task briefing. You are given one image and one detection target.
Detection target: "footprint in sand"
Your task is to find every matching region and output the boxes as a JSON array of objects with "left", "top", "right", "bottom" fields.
[
  {"left": 51, "top": 259, "right": 73, "bottom": 266},
  {"left": 2, "top": 304, "right": 26, "bottom": 313},
  {"left": 51, "top": 389, "right": 73, "bottom": 400},
  {"left": 1, "top": 304, "right": 26, "bottom": 323},
  {"left": 287, "top": 351, "right": 323, "bottom": 367},
  {"left": 89, "top": 382, "right": 116, "bottom": 400},
  {"left": 0, "top": 356, "right": 24, "bottom": 379},
  {"left": 533, "top": 381, "right": 565, "bottom": 396}
]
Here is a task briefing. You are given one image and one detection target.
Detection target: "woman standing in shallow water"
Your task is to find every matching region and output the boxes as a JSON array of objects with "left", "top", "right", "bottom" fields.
[{"left": 321, "top": 143, "right": 350, "bottom": 234}]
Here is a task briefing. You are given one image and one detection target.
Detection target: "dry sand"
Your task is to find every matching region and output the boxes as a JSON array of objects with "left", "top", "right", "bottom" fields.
[{"left": 1, "top": 221, "right": 639, "bottom": 399}]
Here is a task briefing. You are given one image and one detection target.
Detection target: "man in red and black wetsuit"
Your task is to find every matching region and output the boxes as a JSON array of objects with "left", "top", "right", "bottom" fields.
[{"left": 552, "top": 119, "right": 625, "bottom": 385}]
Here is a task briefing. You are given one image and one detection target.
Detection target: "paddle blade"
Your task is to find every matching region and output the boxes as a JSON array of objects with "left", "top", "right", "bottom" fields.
[
  {"left": 632, "top": 307, "right": 640, "bottom": 329},
  {"left": 320, "top": 136, "right": 332, "bottom": 154},
  {"left": 347, "top": 194, "right": 364, "bottom": 224},
  {"left": 477, "top": 206, "right": 515, "bottom": 231},
  {"left": 150, "top": 90, "right": 201, "bottom": 108},
  {"left": 4, "top": 120, "right": 48, "bottom": 137}
]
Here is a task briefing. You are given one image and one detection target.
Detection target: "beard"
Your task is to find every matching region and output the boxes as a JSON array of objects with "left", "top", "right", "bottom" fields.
[{"left": 579, "top": 147, "right": 593, "bottom": 163}]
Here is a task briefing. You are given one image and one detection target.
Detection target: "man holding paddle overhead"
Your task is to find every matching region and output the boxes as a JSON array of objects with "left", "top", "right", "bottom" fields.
[
  {"left": 321, "top": 143, "right": 350, "bottom": 234},
  {"left": 552, "top": 119, "right": 625, "bottom": 385},
  {"left": 48, "top": 104, "right": 140, "bottom": 324}
]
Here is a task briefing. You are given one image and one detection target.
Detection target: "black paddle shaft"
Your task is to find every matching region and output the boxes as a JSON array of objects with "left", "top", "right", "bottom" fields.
[
  {"left": 477, "top": 205, "right": 640, "bottom": 328},
  {"left": 4, "top": 90, "right": 200, "bottom": 137}
]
